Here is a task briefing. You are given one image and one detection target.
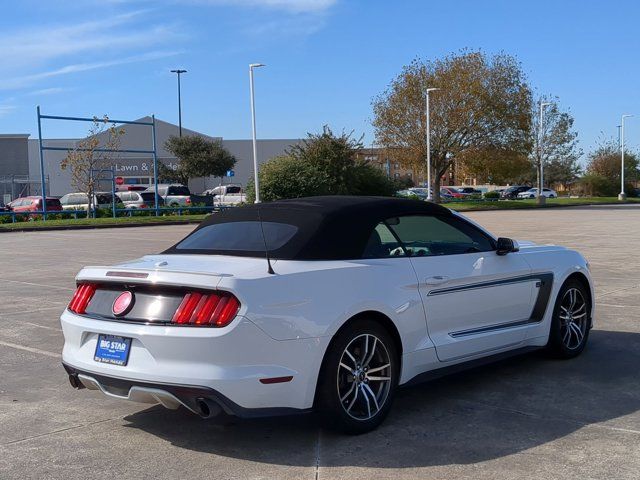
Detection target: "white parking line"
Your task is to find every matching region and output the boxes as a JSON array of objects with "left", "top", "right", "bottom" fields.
[
  {"left": 0, "top": 305, "right": 66, "bottom": 318},
  {"left": 0, "top": 279, "right": 75, "bottom": 291},
  {"left": 23, "top": 321, "right": 62, "bottom": 332},
  {"left": 0, "top": 340, "right": 61, "bottom": 358}
]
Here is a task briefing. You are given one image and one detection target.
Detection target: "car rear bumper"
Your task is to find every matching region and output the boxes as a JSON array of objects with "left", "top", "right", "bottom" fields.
[
  {"left": 60, "top": 310, "right": 326, "bottom": 412},
  {"left": 63, "top": 363, "right": 310, "bottom": 418}
]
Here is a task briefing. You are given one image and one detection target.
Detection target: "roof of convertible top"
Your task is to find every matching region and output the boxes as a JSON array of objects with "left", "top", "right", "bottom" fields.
[{"left": 164, "top": 196, "right": 452, "bottom": 260}]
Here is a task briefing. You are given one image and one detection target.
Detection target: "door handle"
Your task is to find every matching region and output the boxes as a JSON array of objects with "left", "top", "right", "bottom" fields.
[{"left": 424, "top": 275, "right": 450, "bottom": 285}]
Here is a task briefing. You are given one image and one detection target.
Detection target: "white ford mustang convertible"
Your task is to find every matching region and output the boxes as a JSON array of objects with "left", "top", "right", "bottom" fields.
[{"left": 61, "top": 196, "right": 594, "bottom": 433}]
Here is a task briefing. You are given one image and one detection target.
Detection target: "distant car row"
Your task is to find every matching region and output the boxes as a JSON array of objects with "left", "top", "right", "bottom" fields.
[
  {"left": 1, "top": 184, "right": 247, "bottom": 214},
  {"left": 398, "top": 185, "right": 558, "bottom": 201},
  {"left": 500, "top": 186, "right": 557, "bottom": 199},
  {"left": 398, "top": 186, "right": 484, "bottom": 200}
]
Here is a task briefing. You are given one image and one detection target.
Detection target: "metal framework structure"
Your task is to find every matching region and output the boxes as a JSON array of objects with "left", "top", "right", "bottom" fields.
[{"left": 36, "top": 106, "right": 160, "bottom": 219}]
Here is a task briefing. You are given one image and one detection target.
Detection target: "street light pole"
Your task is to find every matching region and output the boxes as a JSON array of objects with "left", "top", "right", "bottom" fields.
[
  {"left": 619, "top": 114, "right": 633, "bottom": 201},
  {"left": 538, "top": 101, "right": 552, "bottom": 205},
  {"left": 425, "top": 88, "right": 439, "bottom": 201},
  {"left": 249, "top": 63, "right": 265, "bottom": 203},
  {"left": 170, "top": 69, "right": 187, "bottom": 137}
]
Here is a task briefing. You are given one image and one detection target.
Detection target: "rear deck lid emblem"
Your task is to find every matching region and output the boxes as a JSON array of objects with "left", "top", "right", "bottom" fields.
[{"left": 112, "top": 291, "right": 134, "bottom": 316}]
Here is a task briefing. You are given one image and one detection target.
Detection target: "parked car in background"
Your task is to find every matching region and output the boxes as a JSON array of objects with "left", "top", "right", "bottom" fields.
[
  {"left": 397, "top": 189, "right": 425, "bottom": 200},
  {"left": 500, "top": 186, "right": 531, "bottom": 200},
  {"left": 144, "top": 184, "right": 192, "bottom": 207},
  {"left": 116, "top": 191, "right": 151, "bottom": 209},
  {"left": 457, "top": 187, "right": 482, "bottom": 196},
  {"left": 440, "top": 187, "right": 465, "bottom": 199},
  {"left": 138, "top": 191, "right": 165, "bottom": 208},
  {"left": 202, "top": 185, "right": 246, "bottom": 207},
  {"left": 517, "top": 188, "right": 557, "bottom": 199},
  {"left": 59, "top": 192, "right": 117, "bottom": 211},
  {"left": 6, "top": 196, "right": 62, "bottom": 213}
]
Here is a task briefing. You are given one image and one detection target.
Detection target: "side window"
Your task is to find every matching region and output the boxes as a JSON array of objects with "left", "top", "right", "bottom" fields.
[
  {"left": 362, "top": 223, "right": 405, "bottom": 258},
  {"left": 386, "top": 215, "right": 495, "bottom": 257}
]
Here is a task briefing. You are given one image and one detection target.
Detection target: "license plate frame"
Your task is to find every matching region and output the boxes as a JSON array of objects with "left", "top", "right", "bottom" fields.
[{"left": 94, "top": 334, "right": 132, "bottom": 366}]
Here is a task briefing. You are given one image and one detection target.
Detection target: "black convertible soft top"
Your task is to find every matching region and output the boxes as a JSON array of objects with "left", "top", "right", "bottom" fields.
[{"left": 164, "top": 196, "right": 452, "bottom": 260}]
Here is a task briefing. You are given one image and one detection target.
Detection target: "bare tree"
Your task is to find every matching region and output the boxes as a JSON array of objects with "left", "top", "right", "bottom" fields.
[
  {"left": 531, "top": 96, "right": 581, "bottom": 201},
  {"left": 60, "top": 117, "right": 124, "bottom": 217},
  {"left": 372, "top": 51, "right": 532, "bottom": 202}
]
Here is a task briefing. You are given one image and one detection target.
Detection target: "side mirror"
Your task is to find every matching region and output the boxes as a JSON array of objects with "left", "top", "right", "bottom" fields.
[{"left": 496, "top": 237, "right": 519, "bottom": 256}]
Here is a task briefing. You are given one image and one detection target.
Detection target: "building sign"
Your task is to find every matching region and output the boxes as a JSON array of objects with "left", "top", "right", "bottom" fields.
[{"left": 112, "top": 160, "right": 179, "bottom": 174}]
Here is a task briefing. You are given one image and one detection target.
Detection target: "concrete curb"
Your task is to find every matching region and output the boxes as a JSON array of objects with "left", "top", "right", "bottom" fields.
[{"left": 0, "top": 219, "right": 202, "bottom": 233}]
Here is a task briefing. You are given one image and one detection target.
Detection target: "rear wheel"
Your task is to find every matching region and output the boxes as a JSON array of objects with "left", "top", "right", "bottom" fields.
[
  {"left": 317, "top": 320, "right": 399, "bottom": 434},
  {"left": 546, "top": 279, "right": 591, "bottom": 358}
]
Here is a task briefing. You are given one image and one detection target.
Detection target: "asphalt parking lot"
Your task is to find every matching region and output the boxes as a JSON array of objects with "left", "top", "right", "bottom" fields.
[{"left": 1, "top": 206, "right": 639, "bottom": 479}]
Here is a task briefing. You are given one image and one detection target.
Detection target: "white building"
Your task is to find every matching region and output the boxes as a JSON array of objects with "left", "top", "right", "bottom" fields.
[{"left": 1, "top": 117, "right": 300, "bottom": 199}]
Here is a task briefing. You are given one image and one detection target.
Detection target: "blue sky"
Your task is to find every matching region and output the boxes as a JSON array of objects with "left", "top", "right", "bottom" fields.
[{"left": 0, "top": 0, "right": 638, "bottom": 161}]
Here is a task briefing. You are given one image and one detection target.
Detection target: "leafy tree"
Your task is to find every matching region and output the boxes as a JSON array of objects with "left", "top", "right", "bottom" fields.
[
  {"left": 286, "top": 126, "right": 365, "bottom": 194},
  {"left": 246, "top": 126, "right": 397, "bottom": 202},
  {"left": 393, "top": 174, "right": 415, "bottom": 189},
  {"left": 60, "top": 116, "right": 125, "bottom": 218},
  {"left": 584, "top": 138, "right": 638, "bottom": 195},
  {"left": 372, "top": 51, "right": 532, "bottom": 202},
  {"left": 156, "top": 161, "right": 183, "bottom": 184},
  {"left": 578, "top": 173, "right": 618, "bottom": 197},
  {"left": 246, "top": 155, "right": 331, "bottom": 202},
  {"left": 530, "top": 96, "right": 581, "bottom": 198},
  {"left": 587, "top": 139, "right": 638, "bottom": 180},
  {"left": 163, "top": 135, "right": 236, "bottom": 185},
  {"left": 457, "top": 147, "right": 532, "bottom": 185}
]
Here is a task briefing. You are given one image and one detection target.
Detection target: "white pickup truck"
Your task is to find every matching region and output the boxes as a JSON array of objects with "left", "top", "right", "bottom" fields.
[{"left": 202, "top": 185, "right": 246, "bottom": 207}]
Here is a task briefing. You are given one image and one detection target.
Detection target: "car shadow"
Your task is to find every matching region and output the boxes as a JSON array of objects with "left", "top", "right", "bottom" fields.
[{"left": 122, "top": 329, "right": 640, "bottom": 468}]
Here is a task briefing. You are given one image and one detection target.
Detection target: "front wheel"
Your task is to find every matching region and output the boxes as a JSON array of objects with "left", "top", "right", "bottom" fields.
[
  {"left": 546, "top": 279, "right": 591, "bottom": 358},
  {"left": 316, "top": 320, "right": 399, "bottom": 434}
]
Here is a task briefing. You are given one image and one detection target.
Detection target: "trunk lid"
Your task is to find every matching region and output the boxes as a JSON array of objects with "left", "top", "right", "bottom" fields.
[{"left": 76, "top": 254, "right": 273, "bottom": 289}]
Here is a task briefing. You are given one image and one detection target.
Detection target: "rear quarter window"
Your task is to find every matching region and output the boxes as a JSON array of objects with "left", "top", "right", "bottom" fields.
[{"left": 175, "top": 221, "right": 298, "bottom": 253}]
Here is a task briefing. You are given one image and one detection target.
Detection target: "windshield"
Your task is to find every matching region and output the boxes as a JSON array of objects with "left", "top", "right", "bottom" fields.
[{"left": 175, "top": 221, "right": 298, "bottom": 252}]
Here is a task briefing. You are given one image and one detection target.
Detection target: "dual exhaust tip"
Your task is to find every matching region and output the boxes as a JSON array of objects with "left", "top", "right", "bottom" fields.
[{"left": 68, "top": 373, "right": 222, "bottom": 419}]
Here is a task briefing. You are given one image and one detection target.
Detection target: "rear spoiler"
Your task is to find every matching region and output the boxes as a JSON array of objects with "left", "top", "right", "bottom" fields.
[{"left": 76, "top": 266, "right": 231, "bottom": 290}]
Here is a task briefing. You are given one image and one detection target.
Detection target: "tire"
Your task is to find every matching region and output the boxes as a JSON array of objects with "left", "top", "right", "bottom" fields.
[
  {"left": 316, "top": 319, "right": 399, "bottom": 434},
  {"left": 546, "top": 279, "right": 591, "bottom": 359}
]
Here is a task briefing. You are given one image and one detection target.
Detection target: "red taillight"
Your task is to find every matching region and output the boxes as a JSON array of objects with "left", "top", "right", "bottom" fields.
[
  {"left": 140, "top": 203, "right": 148, "bottom": 208},
  {"left": 68, "top": 284, "right": 97, "bottom": 314},
  {"left": 172, "top": 291, "right": 240, "bottom": 327},
  {"left": 186, "top": 198, "right": 191, "bottom": 204}
]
